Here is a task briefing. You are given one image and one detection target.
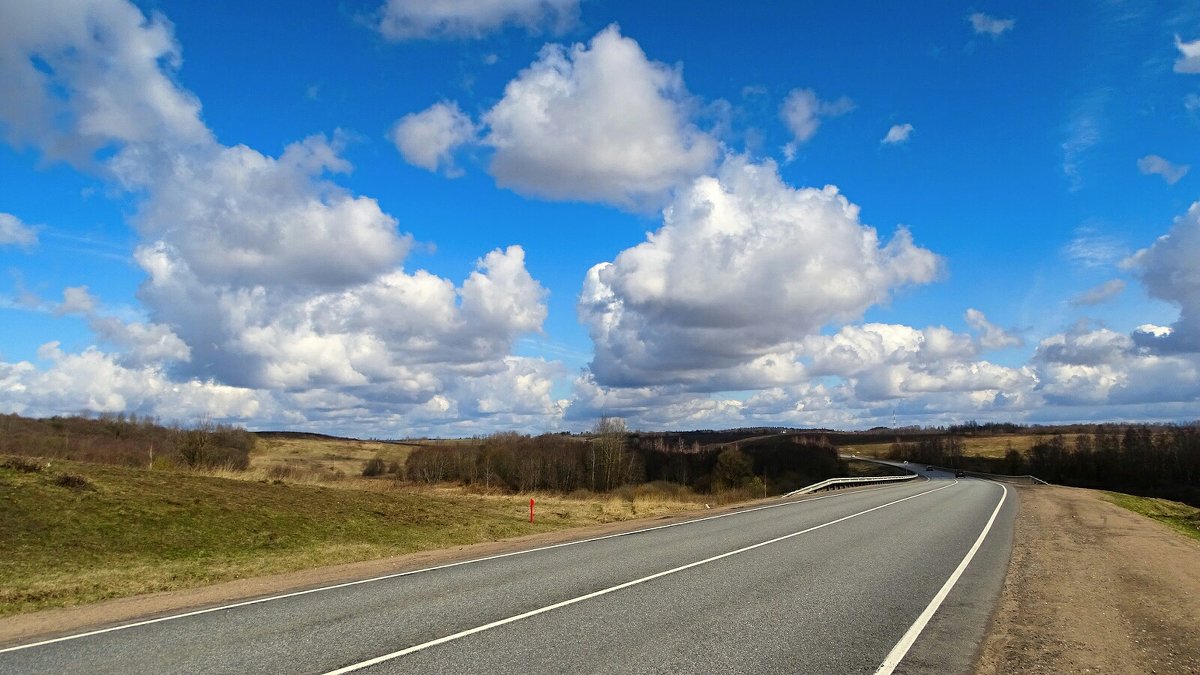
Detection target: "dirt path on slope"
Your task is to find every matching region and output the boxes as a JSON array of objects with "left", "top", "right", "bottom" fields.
[{"left": 975, "top": 485, "right": 1200, "bottom": 674}]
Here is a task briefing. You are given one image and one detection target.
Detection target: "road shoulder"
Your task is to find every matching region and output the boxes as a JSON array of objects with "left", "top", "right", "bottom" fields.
[{"left": 974, "top": 485, "right": 1200, "bottom": 674}]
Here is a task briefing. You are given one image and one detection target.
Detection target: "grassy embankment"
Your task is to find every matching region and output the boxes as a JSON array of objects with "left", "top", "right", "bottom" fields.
[
  {"left": 0, "top": 453, "right": 704, "bottom": 617},
  {"left": 1103, "top": 491, "right": 1200, "bottom": 542}
]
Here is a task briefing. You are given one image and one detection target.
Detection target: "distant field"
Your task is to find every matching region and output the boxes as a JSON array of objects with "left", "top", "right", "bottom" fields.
[
  {"left": 251, "top": 435, "right": 410, "bottom": 480},
  {"left": 0, "top": 456, "right": 703, "bottom": 616},
  {"left": 841, "top": 434, "right": 1077, "bottom": 460}
]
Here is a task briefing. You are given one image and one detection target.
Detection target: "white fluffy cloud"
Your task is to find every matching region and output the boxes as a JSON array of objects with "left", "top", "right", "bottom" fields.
[
  {"left": 566, "top": 318, "right": 1039, "bottom": 430},
  {"left": 378, "top": 0, "right": 579, "bottom": 40},
  {"left": 0, "top": 0, "right": 555, "bottom": 433},
  {"left": 964, "top": 308, "right": 1022, "bottom": 350},
  {"left": 390, "top": 101, "right": 477, "bottom": 176},
  {"left": 802, "top": 322, "right": 1031, "bottom": 403},
  {"left": 480, "top": 25, "right": 718, "bottom": 209},
  {"left": 0, "top": 0, "right": 210, "bottom": 163},
  {"left": 389, "top": 26, "right": 718, "bottom": 209},
  {"left": 578, "top": 156, "right": 941, "bottom": 389},
  {"left": 1174, "top": 35, "right": 1200, "bottom": 74},
  {"left": 54, "top": 286, "right": 191, "bottom": 367},
  {"left": 779, "top": 88, "right": 854, "bottom": 146},
  {"left": 122, "top": 135, "right": 410, "bottom": 289},
  {"left": 1137, "top": 154, "right": 1189, "bottom": 184},
  {"left": 882, "top": 123, "right": 914, "bottom": 145},
  {"left": 0, "top": 343, "right": 264, "bottom": 420},
  {"left": 0, "top": 213, "right": 38, "bottom": 248},
  {"left": 1034, "top": 325, "right": 1200, "bottom": 406},
  {"left": 1124, "top": 202, "right": 1200, "bottom": 353},
  {"left": 969, "top": 13, "right": 1015, "bottom": 37}
]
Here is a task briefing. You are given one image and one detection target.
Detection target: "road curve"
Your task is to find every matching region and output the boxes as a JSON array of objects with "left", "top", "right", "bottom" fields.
[{"left": 0, "top": 476, "right": 1015, "bottom": 674}]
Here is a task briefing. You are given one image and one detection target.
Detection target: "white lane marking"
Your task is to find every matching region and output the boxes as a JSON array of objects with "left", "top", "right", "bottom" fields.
[
  {"left": 874, "top": 482, "right": 1009, "bottom": 675},
  {"left": 323, "top": 481, "right": 958, "bottom": 675},
  {"left": 0, "top": 478, "right": 922, "bottom": 655}
]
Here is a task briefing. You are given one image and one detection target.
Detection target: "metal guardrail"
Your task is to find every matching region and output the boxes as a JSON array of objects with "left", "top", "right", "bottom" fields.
[
  {"left": 783, "top": 473, "right": 917, "bottom": 497},
  {"left": 841, "top": 454, "right": 1050, "bottom": 486},
  {"left": 919, "top": 464, "right": 1049, "bottom": 485}
]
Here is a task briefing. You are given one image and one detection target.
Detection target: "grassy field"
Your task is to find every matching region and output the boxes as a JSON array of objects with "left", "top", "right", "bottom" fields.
[
  {"left": 251, "top": 435, "right": 411, "bottom": 480},
  {"left": 0, "top": 456, "right": 703, "bottom": 617},
  {"left": 1103, "top": 491, "right": 1200, "bottom": 542},
  {"left": 842, "top": 434, "right": 1076, "bottom": 460}
]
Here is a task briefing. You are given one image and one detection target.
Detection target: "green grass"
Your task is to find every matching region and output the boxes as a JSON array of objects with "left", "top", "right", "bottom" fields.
[
  {"left": 1103, "top": 491, "right": 1200, "bottom": 542},
  {"left": 0, "top": 457, "right": 682, "bottom": 617}
]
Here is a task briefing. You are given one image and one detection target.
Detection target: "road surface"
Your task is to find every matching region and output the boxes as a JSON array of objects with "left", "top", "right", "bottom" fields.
[{"left": 0, "top": 474, "right": 1014, "bottom": 674}]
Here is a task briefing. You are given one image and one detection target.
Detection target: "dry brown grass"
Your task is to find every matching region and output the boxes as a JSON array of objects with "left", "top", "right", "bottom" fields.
[
  {"left": 1, "top": 457, "right": 714, "bottom": 616},
  {"left": 842, "top": 434, "right": 1081, "bottom": 460},
  {"left": 249, "top": 436, "right": 410, "bottom": 481}
]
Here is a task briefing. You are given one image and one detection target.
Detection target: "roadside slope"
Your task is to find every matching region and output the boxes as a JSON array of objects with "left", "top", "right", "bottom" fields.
[{"left": 975, "top": 485, "right": 1200, "bottom": 674}]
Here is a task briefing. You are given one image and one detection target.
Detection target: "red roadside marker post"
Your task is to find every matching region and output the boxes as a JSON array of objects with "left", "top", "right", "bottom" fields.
[{"left": 529, "top": 498, "right": 535, "bottom": 523}]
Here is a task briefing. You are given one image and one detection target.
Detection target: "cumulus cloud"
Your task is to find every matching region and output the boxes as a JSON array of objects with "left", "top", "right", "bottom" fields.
[
  {"left": 579, "top": 156, "right": 941, "bottom": 389},
  {"left": 0, "top": 0, "right": 554, "bottom": 432},
  {"left": 1124, "top": 202, "right": 1200, "bottom": 353},
  {"left": 138, "top": 241, "right": 547, "bottom": 393},
  {"left": 1034, "top": 325, "right": 1200, "bottom": 406},
  {"left": 566, "top": 318, "right": 1039, "bottom": 429},
  {"left": 1137, "top": 154, "right": 1189, "bottom": 184},
  {"left": 0, "top": 343, "right": 263, "bottom": 420},
  {"left": 388, "top": 25, "right": 718, "bottom": 209},
  {"left": 54, "top": 286, "right": 191, "bottom": 367},
  {"left": 480, "top": 25, "right": 718, "bottom": 210},
  {"left": 117, "top": 135, "right": 411, "bottom": 290},
  {"left": 1175, "top": 35, "right": 1200, "bottom": 74},
  {"left": 390, "top": 101, "right": 477, "bottom": 176},
  {"left": 968, "top": 13, "right": 1015, "bottom": 37},
  {"left": 882, "top": 123, "right": 914, "bottom": 145},
  {"left": 779, "top": 88, "right": 854, "bottom": 146},
  {"left": 377, "top": 0, "right": 579, "bottom": 40},
  {"left": 801, "top": 322, "right": 1031, "bottom": 402},
  {"left": 0, "top": 213, "right": 38, "bottom": 248},
  {"left": 0, "top": 0, "right": 210, "bottom": 164},
  {"left": 964, "top": 308, "right": 1022, "bottom": 349},
  {"left": 55, "top": 286, "right": 98, "bottom": 315},
  {"left": 1070, "top": 279, "right": 1126, "bottom": 306}
]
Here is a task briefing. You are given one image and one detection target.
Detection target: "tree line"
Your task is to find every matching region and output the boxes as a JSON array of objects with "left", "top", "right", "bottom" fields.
[
  {"left": 889, "top": 425, "right": 1200, "bottom": 507},
  {"left": 405, "top": 423, "right": 844, "bottom": 495},
  {"left": 0, "top": 412, "right": 256, "bottom": 470}
]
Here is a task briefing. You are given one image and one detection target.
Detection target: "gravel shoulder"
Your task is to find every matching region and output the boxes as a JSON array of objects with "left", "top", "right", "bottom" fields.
[{"left": 975, "top": 485, "right": 1200, "bottom": 674}]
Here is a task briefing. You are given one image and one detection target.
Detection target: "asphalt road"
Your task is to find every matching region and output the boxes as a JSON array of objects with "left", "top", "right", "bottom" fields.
[{"left": 0, "top": 474, "right": 1015, "bottom": 674}]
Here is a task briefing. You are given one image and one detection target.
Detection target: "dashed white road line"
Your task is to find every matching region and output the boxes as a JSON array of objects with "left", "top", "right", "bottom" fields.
[{"left": 322, "top": 481, "right": 958, "bottom": 675}]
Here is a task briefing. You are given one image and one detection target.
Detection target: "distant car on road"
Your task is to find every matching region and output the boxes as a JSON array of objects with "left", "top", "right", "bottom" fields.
[
  {"left": 926, "top": 465, "right": 935, "bottom": 471},
  {"left": 954, "top": 470, "right": 966, "bottom": 478}
]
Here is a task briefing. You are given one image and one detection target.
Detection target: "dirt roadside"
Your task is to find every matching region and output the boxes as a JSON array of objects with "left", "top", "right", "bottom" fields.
[{"left": 975, "top": 485, "right": 1200, "bottom": 674}]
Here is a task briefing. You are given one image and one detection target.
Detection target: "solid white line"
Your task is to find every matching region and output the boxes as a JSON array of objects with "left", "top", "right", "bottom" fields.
[
  {"left": 0, "top": 478, "right": 916, "bottom": 655},
  {"left": 322, "top": 481, "right": 958, "bottom": 675},
  {"left": 874, "top": 482, "right": 1009, "bottom": 675}
]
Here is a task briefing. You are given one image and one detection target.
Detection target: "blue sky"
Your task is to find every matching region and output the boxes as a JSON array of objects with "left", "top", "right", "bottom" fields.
[{"left": 1, "top": 0, "right": 1199, "bottom": 436}]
